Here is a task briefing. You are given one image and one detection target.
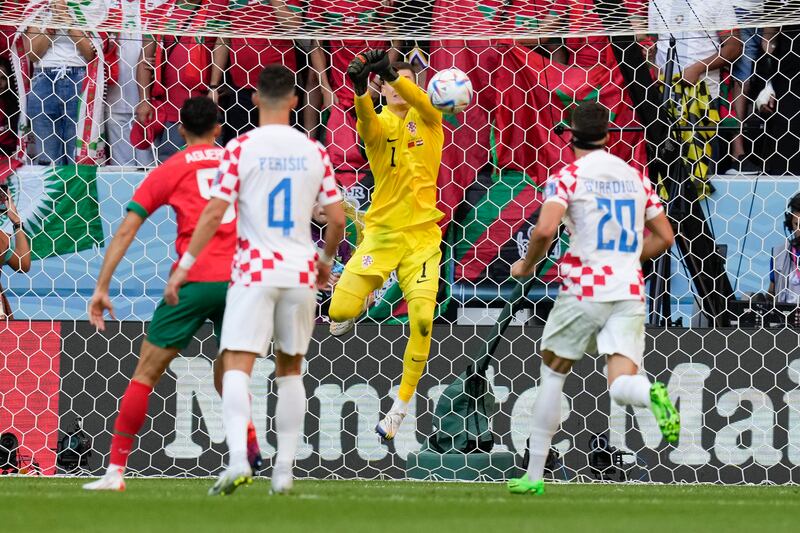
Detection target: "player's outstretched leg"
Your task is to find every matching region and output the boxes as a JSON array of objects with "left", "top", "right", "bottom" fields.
[
  {"left": 209, "top": 353, "right": 255, "bottom": 496},
  {"left": 328, "top": 271, "right": 379, "bottom": 337},
  {"left": 606, "top": 355, "right": 680, "bottom": 443},
  {"left": 508, "top": 357, "right": 571, "bottom": 495},
  {"left": 376, "top": 297, "right": 435, "bottom": 441},
  {"left": 83, "top": 342, "right": 178, "bottom": 491}
]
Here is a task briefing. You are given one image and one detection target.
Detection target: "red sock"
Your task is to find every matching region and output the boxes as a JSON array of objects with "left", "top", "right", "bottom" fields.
[{"left": 109, "top": 380, "right": 152, "bottom": 468}]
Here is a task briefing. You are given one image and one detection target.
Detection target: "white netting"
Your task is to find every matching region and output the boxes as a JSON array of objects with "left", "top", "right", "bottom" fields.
[
  {"left": 0, "top": 0, "right": 797, "bottom": 39},
  {"left": 1, "top": 0, "right": 799, "bottom": 484}
]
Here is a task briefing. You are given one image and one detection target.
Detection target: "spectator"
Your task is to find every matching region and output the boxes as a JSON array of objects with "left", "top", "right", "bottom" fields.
[
  {"left": 212, "top": 0, "right": 302, "bottom": 144},
  {"left": 727, "top": 1, "right": 763, "bottom": 175},
  {"left": 0, "top": 60, "right": 18, "bottom": 156},
  {"left": 136, "top": 0, "right": 219, "bottom": 162},
  {"left": 650, "top": 0, "right": 741, "bottom": 102},
  {"left": 0, "top": 185, "right": 31, "bottom": 319},
  {"left": 106, "top": 33, "right": 153, "bottom": 168},
  {"left": 106, "top": 34, "right": 153, "bottom": 167},
  {"left": 753, "top": 24, "right": 800, "bottom": 175},
  {"left": 769, "top": 192, "right": 800, "bottom": 304},
  {"left": 23, "top": 0, "right": 96, "bottom": 165},
  {"left": 649, "top": 0, "right": 741, "bottom": 182}
]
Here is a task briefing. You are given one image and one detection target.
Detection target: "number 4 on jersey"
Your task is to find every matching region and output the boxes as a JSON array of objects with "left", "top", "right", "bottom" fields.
[{"left": 268, "top": 177, "right": 295, "bottom": 236}]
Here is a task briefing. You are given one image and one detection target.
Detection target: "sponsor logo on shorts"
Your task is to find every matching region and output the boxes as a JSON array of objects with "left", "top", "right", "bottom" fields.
[{"left": 362, "top": 255, "right": 374, "bottom": 268}]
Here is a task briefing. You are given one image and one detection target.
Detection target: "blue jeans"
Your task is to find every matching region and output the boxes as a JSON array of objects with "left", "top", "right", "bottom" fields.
[
  {"left": 27, "top": 66, "right": 86, "bottom": 166},
  {"left": 732, "top": 9, "right": 761, "bottom": 82},
  {"left": 155, "top": 121, "right": 184, "bottom": 163}
]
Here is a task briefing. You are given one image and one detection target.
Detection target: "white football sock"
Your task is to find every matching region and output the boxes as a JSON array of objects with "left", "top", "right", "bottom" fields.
[
  {"left": 391, "top": 396, "right": 410, "bottom": 415},
  {"left": 526, "top": 364, "right": 567, "bottom": 481},
  {"left": 222, "top": 370, "right": 251, "bottom": 468},
  {"left": 609, "top": 374, "right": 652, "bottom": 408},
  {"left": 274, "top": 375, "right": 305, "bottom": 470}
]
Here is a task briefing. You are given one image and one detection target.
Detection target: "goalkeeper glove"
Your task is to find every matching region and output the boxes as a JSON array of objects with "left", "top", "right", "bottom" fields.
[
  {"left": 347, "top": 53, "right": 371, "bottom": 96},
  {"left": 363, "top": 49, "right": 398, "bottom": 83}
]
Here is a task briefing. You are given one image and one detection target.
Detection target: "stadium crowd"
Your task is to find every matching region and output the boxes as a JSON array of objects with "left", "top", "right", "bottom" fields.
[{"left": 0, "top": 0, "right": 797, "bottom": 178}]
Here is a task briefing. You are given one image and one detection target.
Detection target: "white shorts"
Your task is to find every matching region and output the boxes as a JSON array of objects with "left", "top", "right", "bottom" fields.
[
  {"left": 219, "top": 284, "right": 316, "bottom": 357},
  {"left": 540, "top": 295, "right": 646, "bottom": 367}
]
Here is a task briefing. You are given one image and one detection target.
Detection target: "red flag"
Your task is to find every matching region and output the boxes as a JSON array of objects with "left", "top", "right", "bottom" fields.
[
  {"left": 494, "top": 45, "right": 647, "bottom": 184},
  {"left": 429, "top": 40, "right": 501, "bottom": 230}
]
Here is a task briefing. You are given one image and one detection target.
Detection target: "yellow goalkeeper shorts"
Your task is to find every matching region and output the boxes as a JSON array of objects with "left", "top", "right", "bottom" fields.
[{"left": 343, "top": 223, "right": 442, "bottom": 299}]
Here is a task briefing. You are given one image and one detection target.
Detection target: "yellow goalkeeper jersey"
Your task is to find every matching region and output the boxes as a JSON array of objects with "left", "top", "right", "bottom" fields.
[{"left": 354, "top": 76, "right": 444, "bottom": 233}]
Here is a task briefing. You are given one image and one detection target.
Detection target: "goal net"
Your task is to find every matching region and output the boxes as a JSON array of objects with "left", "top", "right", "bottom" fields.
[{"left": 0, "top": 0, "right": 799, "bottom": 484}]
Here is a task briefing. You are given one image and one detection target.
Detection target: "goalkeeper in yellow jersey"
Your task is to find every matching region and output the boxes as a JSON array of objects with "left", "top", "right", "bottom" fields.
[{"left": 328, "top": 49, "right": 444, "bottom": 441}]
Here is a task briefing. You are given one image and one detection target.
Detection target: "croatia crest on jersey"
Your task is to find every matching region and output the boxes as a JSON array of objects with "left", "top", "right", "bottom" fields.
[
  {"left": 362, "top": 255, "right": 374, "bottom": 268},
  {"left": 407, "top": 121, "right": 417, "bottom": 136}
]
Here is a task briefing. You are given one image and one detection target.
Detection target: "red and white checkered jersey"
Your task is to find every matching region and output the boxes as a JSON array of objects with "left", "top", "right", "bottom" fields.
[
  {"left": 544, "top": 150, "right": 663, "bottom": 302},
  {"left": 211, "top": 125, "right": 342, "bottom": 288}
]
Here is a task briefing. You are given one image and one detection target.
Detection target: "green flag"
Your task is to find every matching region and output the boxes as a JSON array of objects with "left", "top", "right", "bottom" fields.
[{"left": 6, "top": 165, "right": 104, "bottom": 260}]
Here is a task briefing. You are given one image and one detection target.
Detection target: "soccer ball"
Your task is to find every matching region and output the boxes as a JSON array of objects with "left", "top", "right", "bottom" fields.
[{"left": 426, "top": 68, "right": 474, "bottom": 114}]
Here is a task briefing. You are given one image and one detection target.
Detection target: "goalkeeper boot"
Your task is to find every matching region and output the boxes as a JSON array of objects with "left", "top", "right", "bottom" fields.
[
  {"left": 329, "top": 293, "right": 375, "bottom": 337},
  {"left": 82, "top": 466, "right": 125, "bottom": 492},
  {"left": 375, "top": 410, "right": 406, "bottom": 442},
  {"left": 246, "top": 421, "right": 263, "bottom": 472},
  {"left": 507, "top": 474, "right": 545, "bottom": 495},
  {"left": 269, "top": 463, "right": 293, "bottom": 495},
  {"left": 208, "top": 462, "right": 253, "bottom": 496},
  {"left": 650, "top": 381, "right": 680, "bottom": 443}
]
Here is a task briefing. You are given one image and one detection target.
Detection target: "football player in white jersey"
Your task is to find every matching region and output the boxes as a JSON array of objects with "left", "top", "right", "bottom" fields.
[
  {"left": 507, "top": 102, "right": 679, "bottom": 496},
  {"left": 164, "top": 65, "right": 345, "bottom": 496}
]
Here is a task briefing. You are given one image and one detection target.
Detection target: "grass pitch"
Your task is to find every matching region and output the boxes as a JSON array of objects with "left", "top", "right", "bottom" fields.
[{"left": 3, "top": 477, "right": 798, "bottom": 533}]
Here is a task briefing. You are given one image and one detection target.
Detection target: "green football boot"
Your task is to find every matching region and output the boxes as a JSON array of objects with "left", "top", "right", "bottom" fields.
[
  {"left": 507, "top": 474, "right": 545, "bottom": 495},
  {"left": 650, "top": 381, "right": 680, "bottom": 443}
]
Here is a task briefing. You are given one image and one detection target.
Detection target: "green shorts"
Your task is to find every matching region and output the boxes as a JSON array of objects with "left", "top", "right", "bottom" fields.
[{"left": 147, "top": 281, "right": 228, "bottom": 350}]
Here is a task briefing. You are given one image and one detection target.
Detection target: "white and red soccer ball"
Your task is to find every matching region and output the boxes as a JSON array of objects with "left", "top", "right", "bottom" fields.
[{"left": 426, "top": 68, "right": 473, "bottom": 114}]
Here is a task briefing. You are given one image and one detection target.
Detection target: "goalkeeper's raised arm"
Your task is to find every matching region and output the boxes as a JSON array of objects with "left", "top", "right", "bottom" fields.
[
  {"left": 348, "top": 50, "right": 442, "bottom": 126},
  {"left": 347, "top": 51, "right": 383, "bottom": 144},
  {"left": 372, "top": 50, "right": 442, "bottom": 125}
]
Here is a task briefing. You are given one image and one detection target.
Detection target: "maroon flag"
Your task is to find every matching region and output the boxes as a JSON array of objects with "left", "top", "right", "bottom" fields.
[{"left": 494, "top": 45, "right": 647, "bottom": 185}]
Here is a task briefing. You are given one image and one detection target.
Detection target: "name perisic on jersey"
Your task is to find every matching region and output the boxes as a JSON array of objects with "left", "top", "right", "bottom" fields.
[
  {"left": 583, "top": 179, "right": 640, "bottom": 195},
  {"left": 259, "top": 156, "right": 309, "bottom": 172},
  {"left": 184, "top": 148, "right": 224, "bottom": 163}
]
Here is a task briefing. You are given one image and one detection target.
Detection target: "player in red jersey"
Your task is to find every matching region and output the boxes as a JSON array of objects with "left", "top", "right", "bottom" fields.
[{"left": 83, "top": 97, "right": 261, "bottom": 491}]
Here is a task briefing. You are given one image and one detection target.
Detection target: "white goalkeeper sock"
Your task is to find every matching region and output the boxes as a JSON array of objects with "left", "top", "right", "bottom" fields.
[
  {"left": 609, "top": 374, "right": 652, "bottom": 408},
  {"left": 526, "top": 364, "right": 567, "bottom": 482},
  {"left": 274, "top": 375, "right": 305, "bottom": 471},
  {"left": 222, "top": 370, "right": 251, "bottom": 468}
]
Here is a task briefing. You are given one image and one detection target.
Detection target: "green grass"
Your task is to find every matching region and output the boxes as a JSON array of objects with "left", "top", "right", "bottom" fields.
[{"left": 2, "top": 477, "right": 799, "bottom": 533}]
